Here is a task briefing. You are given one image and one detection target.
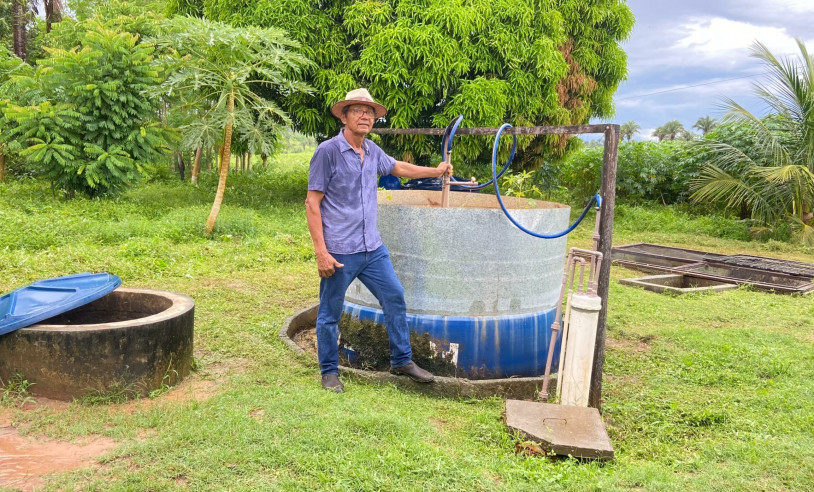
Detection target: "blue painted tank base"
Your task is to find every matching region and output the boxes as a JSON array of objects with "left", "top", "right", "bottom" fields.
[{"left": 342, "top": 302, "right": 561, "bottom": 379}]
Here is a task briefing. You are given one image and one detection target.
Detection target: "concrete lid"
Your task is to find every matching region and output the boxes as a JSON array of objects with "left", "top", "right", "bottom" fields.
[
  {"left": 505, "top": 399, "right": 614, "bottom": 460},
  {"left": 570, "top": 293, "right": 602, "bottom": 310}
]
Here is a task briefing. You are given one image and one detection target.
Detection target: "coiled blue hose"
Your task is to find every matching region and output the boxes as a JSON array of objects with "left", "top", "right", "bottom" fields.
[
  {"left": 442, "top": 115, "right": 513, "bottom": 190},
  {"left": 491, "top": 123, "right": 602, "bottom": 239}
]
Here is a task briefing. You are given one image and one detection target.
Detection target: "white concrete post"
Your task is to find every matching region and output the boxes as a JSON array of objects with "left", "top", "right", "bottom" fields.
[{"left": 560, "top": 293, "right": 602, "bottom": 407}]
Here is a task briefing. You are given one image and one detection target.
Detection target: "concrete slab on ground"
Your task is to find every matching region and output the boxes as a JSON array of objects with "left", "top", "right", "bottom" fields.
[{"left": 505, "top": 399, "right": 614, "bottom": 460}]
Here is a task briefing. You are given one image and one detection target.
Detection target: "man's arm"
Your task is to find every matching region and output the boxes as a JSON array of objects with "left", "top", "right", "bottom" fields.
[
  {"left": 305, "top": 190, "right": 344, "bottom": 278},
  {"left": 391, "top": 160, "right": 452, "bottom": 179}
]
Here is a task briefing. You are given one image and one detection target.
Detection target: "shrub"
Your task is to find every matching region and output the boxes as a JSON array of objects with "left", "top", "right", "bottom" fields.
[
  {"left": 558, "top": 140, "right": 698, "bottom": 203},
  {"left": 1, "top": 23, "right": 171, "bottom": 197}
]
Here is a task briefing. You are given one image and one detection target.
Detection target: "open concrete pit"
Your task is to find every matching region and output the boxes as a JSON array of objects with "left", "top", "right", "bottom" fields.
[
  {"left": 0, "top": 288, "right": 195, "bottom": 401},
  {"left": 619, "top": 274, "right": 738, "bottom": 294}
]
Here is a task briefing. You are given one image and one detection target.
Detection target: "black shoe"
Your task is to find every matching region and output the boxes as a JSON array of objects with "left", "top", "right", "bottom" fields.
[
  {"left": 321, "top": 374, "right": 344, "bottom": 393},
  {"left": 390, "top": 362, "right": 435, "bottom": 383}
]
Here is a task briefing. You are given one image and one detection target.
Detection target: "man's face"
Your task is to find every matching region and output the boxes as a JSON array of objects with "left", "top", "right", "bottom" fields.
[{"left": 340, "top": 104, "right": 376, "bottom": 135}]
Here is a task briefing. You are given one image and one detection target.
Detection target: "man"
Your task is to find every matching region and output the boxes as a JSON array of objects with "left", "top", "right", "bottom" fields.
[{"left": 305, "top": 88, "right": 452, "bottom": 393}]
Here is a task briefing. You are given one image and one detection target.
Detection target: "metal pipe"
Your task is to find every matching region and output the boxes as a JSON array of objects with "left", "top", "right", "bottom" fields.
[
  {"left": 589, "top": 253, "right": 604, "bottom": 295},
  {"left": 441, "top": 135, "right": 451, "bottom": 208},
  {"left": 556, "top": 292, "right": 574, "bottom": 401},
  {"left": 539, "top": 250, "right": 574, "bottom": 400},
  {"left": 569, "top": 257, "right": 585, "bottom": 294},
  {"left": 577, "top": 259, "right": 587, "bottom": 294}
]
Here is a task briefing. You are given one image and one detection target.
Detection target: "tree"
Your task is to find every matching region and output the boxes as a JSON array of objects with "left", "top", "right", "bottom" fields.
[
  {"left": 561, "top": 140, "right": 697, "bottom": 203},
  {"left": 661, "top": 120, "right": 685, "bottom": 140},
  {"left": 1, "top": 23, "right": 171, "bottom": 196},
  {"left": 40, "top": 0, "right": 63, "bottom": 33},
  {"left": 652, "top": 120, "right": 685, "bottom": 141},
  {"left": 651, "top": 126, "right": 667, "bottom": 142},
  {"left": 620, "top": 120, "right": 640, "bottom": 141},
  {"left": 169, "top": 0, "right": 633, "bottom": 176},
  {"left": 2, "top": 0, "right": 44, "bottom": 62},
  {"left": 0, "top": 1, "right": 12, "bottom": 45},
  {"left": 154, "top": 16, "right": 310, "bottom": 234},
  {"left": 11, "top": 0, "right": 27, "bottom": 60},
  {"left": 690, "top": 39, "right": 814, "bottom": 243},
  {"left": 0, "top": 43, "right": 30, "bottom": 183},
  {"left": 678, "top": 129, "right": 697, "bottom": 141},
  {"left": 693, "top": 115, "right": 717, "bottom": 135}
]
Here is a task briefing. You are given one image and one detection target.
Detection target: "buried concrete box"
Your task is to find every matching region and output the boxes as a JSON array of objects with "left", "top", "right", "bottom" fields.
[{"left": 619, "top": 274, "right": 738, "bottom": 295}]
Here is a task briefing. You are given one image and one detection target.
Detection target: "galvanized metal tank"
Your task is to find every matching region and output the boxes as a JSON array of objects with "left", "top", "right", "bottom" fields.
[{"left": 343, "top": 190, "right": 570, "bottom": 379}]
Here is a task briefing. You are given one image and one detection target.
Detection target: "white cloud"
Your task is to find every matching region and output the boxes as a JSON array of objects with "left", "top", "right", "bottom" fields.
[
  {"left": 617, "top": 76, "right": 755, "bottom": 104},
  {"left": 674, "top": 17, "right": 803, "bottom": 66},
  {"left": 637, "top": 128, "right": 659, "bottom": 142},
  {"left": 741, "top": 0, "right": 814, "bottom": 15}
]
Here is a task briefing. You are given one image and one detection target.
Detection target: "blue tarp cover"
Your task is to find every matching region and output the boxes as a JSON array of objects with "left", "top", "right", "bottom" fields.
[{"left": 0, "top": 272, "right": 121, "bottom": 336}]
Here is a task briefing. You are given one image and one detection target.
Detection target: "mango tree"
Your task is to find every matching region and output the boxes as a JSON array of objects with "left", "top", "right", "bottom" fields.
[{"left": 170, "top": 0, "right": 633, "bottom": 176}]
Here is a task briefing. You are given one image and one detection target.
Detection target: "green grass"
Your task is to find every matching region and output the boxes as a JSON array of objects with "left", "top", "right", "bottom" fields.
[
  {"left": 1, "top": 373, "right": 35, "bottom": 407},
  {"left": 1, "top": 160, "right": 813, "bottom": 491}
]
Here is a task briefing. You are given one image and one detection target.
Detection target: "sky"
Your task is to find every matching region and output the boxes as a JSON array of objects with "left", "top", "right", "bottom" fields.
[{"left": 605, "top": 0, "right": 814, "bottom": 141}]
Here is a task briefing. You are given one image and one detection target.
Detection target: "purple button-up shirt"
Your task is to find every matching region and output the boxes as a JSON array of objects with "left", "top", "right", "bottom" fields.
[{"left": 308, "top": 130, "right": 396, "bottom": 254}]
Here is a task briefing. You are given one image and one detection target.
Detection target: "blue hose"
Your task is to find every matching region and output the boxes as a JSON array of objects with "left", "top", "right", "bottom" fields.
[
  {"left": 441, "top": 115, "right": 512, "bottom": 190},
  {"left": 442, "top": 115, "right": 464, "bottom": 155},
  {"left": 491, "top": 123, "right": 602, "bottom": 239}
]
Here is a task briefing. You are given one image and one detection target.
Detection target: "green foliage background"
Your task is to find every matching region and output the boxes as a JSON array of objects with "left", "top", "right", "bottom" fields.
[
  {"left": 169, "top": 0, "right": 633, "bottom": 175},
  {"left": 1, "top": 23, "right": 171, "bottom": 196},
  {"left": 559, "top": 140, "right": 699, "bottom": 204}
]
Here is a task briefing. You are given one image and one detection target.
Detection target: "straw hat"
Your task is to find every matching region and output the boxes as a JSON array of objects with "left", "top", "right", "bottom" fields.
[{"left": 330, "top": 88, "right": 387, "bottom": 119}]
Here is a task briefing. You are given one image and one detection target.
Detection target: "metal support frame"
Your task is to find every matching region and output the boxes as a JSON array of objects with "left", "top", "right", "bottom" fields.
[{"left": 372, "top": 124, "right": 620, "bottom": 411}]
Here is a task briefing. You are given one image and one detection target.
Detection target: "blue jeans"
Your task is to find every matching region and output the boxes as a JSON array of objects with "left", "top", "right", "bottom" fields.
[{"left": 316, "top": 245, "right": 412, "bottom": 375}]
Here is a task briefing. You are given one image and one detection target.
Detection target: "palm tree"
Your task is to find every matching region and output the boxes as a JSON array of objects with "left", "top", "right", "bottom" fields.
[
  {"left": 691, "top": 39, "right": 814, "bottom": 243},
  {"left": 678, "top": 129, "right": 697, "bottom": 141},
  {"left": 693, "top": 115, "right": 717, "bottom": 135},
  {"left": 157, "top": 16, "right": 311, "bottom": 234},
  {"left": 661, "top": 120, "right": 685, "bottom": 140},
  {"left": 651, "top": 126, "right": 667, "bottom": 142},
  {"left": 620, "top": 121, "right": 640, "bottom": 141}
]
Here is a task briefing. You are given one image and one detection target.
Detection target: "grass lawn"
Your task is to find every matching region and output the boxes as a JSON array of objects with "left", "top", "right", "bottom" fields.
[{"left": 1, "top": 160, "right": 813, "bottom": 491}]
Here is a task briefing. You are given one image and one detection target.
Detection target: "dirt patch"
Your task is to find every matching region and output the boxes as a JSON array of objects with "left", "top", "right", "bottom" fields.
[
  {"left": 0, "top": 427, "right": 117, "bottom": 491},
  {"left": 293, "top": 327, "right": 319, "bottom": 358},
  {"left": 115, "top": 355, "right": 242, "bottom": 415},
  {"left": 116, "top": 377, "right": 218, "bottom": 416},
  {"left": 606, "top": 336, "right": 652, "bottom": 353},
  {"left": 201, "top": 278, "right": 253, "bottom": 294},
  {"left": 0, "top": 352, "right": 244, "bottom": 489},
  {"left": 1, "top": 396, "right": 69, "bottom": 426},
  {"left": 429, "top": 417, "right": 449, "bottom": 432},
  {"left": 249, "top": 408, "right": 265, "bottom": 422}
]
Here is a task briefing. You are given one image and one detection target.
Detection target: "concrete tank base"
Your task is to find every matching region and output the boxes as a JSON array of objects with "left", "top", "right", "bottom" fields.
[
  {"left": 280, "top": 304, "right": 555, "bottom": 399},
  {"left": 343, "top": 302, "right": 560, "bottom": 379},
  {"left": 0, "top": 288, "right": 194, "bottom": 401}
]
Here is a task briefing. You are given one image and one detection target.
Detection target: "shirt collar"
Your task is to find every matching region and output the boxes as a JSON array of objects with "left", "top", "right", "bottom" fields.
[{"left": 337, "top": 129, "right": 370, "bottom": 154}]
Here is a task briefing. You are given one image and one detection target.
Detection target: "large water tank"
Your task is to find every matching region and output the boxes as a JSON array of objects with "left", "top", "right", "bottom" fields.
[{"left": 343, "top": 190, "right": 570, "bottom": 378}]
